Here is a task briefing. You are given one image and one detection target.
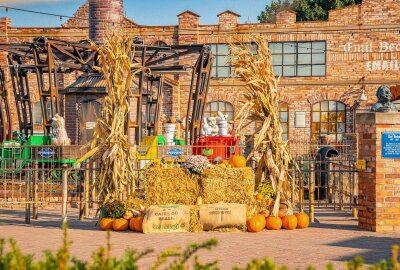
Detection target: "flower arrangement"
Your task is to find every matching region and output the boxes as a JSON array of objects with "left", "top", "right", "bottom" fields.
[
  {"left": 183, "top": 155, "right": 210, "bottom": 175},
  {"left": 104, "top": 201, "right": 126, "bottom": 219}
]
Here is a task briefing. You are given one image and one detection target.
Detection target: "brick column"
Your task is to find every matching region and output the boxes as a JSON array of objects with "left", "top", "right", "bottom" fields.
[
  {"left": 357, "top": 112, "right": 400, "bottom": 232},
  {"left": 89, "top": 0, "right": 124, "bottom": 44}
]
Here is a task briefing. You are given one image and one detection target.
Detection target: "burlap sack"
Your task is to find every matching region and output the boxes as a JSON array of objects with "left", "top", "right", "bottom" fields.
[
  {"left": 143, "top": 205, "right": 191, "bottom": 234},
  {"left": 199, "top": 203, "right": 246, "bottom": 231}
]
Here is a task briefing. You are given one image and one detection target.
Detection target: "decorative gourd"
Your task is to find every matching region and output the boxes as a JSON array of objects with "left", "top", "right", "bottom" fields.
[
  {"left": 100, "top": 217, "right": 114, "bottom": 231},
  {"left": 266, "top": 216, "right": 282, "bottom": 230},
  {"left": 129, "top": 217, "right": 136, "bottom": 231},
  {"left": 282, "top": 215, "right": 298, "bottom": 230},
  {"left": 112, "top": 218, "right": 129, "bottom": 231},
  {"left": 196, "top": 196, "right": 203, "bottom": 206},
  {"left": 260, "top": 210, "right": 270, "bottom": 218},
  {"left": 295, "top": 212, "right": 310, "bottom": 229},
  {"left": 247, "top": 214, "right": 266, "bottom": 232},
  {"left": 134, "top": 216, "right": 144, "bottom": 232},
  {"left": 123, "top": 210, "right": 134, "bottom": 220},
  {"left": 278, "top": 209, "right": 286, "bottom": 218},
  {"left": 230, "top": 155, "right": 246, "bottom": 168}
]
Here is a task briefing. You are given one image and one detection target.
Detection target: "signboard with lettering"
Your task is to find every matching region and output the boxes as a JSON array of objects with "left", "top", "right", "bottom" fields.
[{"left": 382, "top": 132, "right": 400, "bottom": 159}]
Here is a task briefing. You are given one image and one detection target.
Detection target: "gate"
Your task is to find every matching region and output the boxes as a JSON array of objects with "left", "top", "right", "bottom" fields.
[{"left": 289, "top": 134, "right": 359, "bottom": 220}]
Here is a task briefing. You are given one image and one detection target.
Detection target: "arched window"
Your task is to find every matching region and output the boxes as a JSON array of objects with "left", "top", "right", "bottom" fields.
[
  {"left": 312, "top": 101, "right": 346, "bottom": 142},
  {"left": 78, "top": 100, "right": 101, "bottom": 145},
  {"left": 153, "top": 40, "right": 168, "bottom": 46},
  {"left": 204, "top": 101, "right": 234, "bottom": 121},
  {"left": 279, "top": 102, "right": 289, "bottom": 141}
]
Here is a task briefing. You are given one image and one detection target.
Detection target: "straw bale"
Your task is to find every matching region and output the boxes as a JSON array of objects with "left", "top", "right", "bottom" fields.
[
  {"left": 200, "top": 167, "right": 255, "bottom": 205},
  {"left": 142, "top": 167, "right": 200, "bottom": 205}
]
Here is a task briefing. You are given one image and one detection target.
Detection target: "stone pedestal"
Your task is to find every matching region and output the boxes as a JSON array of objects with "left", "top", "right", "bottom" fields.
[{"left": 357, "top": 113, "right": 400, "bottom": 232}]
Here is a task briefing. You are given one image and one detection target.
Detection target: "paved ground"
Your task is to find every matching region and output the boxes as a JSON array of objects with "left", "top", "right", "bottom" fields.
[{"left": 0, "top": 206, "right": 399, "bottom": 269}]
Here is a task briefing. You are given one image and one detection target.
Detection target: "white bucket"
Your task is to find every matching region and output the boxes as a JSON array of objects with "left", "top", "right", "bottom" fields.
[
  {"left": 164, "top": 123, "right": 176, "bottom": 145},
  {"left": 217, "top": 120, "right": 228, "bottom": 136}
]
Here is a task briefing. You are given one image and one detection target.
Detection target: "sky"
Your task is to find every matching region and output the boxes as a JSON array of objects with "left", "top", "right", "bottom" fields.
[{"left": 0, "top": 0, "right": 270, "bottom": 27}]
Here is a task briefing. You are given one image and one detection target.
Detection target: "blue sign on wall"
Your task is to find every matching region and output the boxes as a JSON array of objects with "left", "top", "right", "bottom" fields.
[
  {"left": 166, "top": 148, "right": 184, "bottom": 158},
  {"left": 382, "top": 132, "right": 400, "bottom": 159}
]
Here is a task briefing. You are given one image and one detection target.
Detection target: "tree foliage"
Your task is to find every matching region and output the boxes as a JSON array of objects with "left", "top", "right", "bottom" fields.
[{"left": 258, "top": 0, "right": 363, "bottom": 23}]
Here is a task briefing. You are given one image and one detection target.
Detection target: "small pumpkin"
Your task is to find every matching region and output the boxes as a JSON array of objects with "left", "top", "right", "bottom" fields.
[
  {"left": 247, "top": 214, "right": 266, "bottom": 232},
  {"left": 129, "top": 217, "right": 136, "bottom": 231},
  {"left": 230, "top": 155, "right": 246, "bottom": 168},
  {"left": 134, "top": 216, "right": 144, "bottom": 232},
  {"left": 282, "top": 215, "right": 298, "bottom": 230},
  {"left": 123, "top": 210, "right": 134, "bottom": 220},
  {"left": 112, "top": 218, "right": 129, "bottom": 231},
  {"left": 295, "top": 212, "right": 310, "bottom": 229},
  {"left": 99, "top": 217, "right": 114, "bottom": 231},
  {"left": 266, "top": 216, "right": 282, "bottom": 230}
]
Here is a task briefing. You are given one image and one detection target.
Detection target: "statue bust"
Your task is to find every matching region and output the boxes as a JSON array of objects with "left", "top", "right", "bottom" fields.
[{"left": 370, "top": 85, "right": 398, "bottom": 113}]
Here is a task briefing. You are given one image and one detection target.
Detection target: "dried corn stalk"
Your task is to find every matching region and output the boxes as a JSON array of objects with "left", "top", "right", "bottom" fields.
[
  {"left": 230, "top": 35, "right": 295, "bottom": 217},
  {"left": 77, "top": 32, "right": 141, "bottom": 206}
]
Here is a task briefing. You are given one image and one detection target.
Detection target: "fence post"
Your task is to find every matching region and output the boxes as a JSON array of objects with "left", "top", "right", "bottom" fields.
[
  {"left": 290, "top": 167, "right": 295, "bottom": 206},
  {"left": 61, "top": 164, "right": 68, "bottom": 225},
  {"left": 339, "top": 171, "right": 344, "bottom": 211},
  {"left": 25, "top": 163, "right": 31, "bottom": 224},
  {"left": 309, "top": 163, "right": 315, "bottom": 223},
  {"left": 32, "top": 161, "right": 39, "bottom": 219},
  {"left": 299, "top": 160, "right": 304, "bottom": 213},
  {"left": 84, "top": 163, "right": 90, "bottom": 218}
]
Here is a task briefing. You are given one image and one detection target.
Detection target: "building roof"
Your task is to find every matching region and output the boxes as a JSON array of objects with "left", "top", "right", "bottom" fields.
[
  {"left": 217, "top": 10, "right": 241, "bottom": 17},
  {"left": 177, "top": 10, "right": 200, "bottom": 18}
]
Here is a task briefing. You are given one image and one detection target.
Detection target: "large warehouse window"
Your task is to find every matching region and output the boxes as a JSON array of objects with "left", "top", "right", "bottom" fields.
[
  {"left": 270, "top": 41, "right": 326, "bottom": 77},
  {"left": 279, "top": 102, "right": 289, "bottom": 141},
  {"left": 204, "top": 101, "right": 234, "bottom": 121},
  {"left": 312, "top": 101, "right": 346, "bottom": 142},
  {"left": 210, "top": 44, "right": 257, "bottom": 78}
]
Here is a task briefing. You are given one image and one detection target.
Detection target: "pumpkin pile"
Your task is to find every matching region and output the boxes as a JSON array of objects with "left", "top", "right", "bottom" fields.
[
  {"left": 246, "top": 210, "right": 310, "bottom": 233},
  {"left": 99, "top": 201, "right": 145, "bottom": 232}
]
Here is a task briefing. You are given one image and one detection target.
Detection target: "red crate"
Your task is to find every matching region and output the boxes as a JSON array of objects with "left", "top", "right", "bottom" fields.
[{"left": 193, "top": 136, "right": 240, "bottom": 162}]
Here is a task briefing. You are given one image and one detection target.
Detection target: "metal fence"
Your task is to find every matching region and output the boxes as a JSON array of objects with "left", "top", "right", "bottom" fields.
[{"left": 0, "top": 138, "right": 359, "bottom": 224}]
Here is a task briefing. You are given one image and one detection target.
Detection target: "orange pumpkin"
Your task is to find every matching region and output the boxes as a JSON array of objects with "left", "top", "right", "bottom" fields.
[
  {"left": 266, "top": 216, "right": 282, "bottom": 230},
  {"left": 278, "top": 210, "right": 286, "bottom": 218},
  {"left": 112, "top": 218, "right": 129, "bottom": 231},
  {"left": 230, "top": 155, "right": 246, "bottom": 168},
  {"left": 99, "top": 217, "right": 114, "bottom": 231},
  {"left": 134, "top": 216, "right": 144, "bottom": 232},
  {"left": 247, "top": 214, "right": 266, "bottom": 233},
  {"left": 282, "top": 215, "right": 298, "bottom": 230},
  {"left": 129, "top": 217, "right": 136, "bottom": 231},
  {"left": 295, "top": 212, "right": 310, "bottom": 229}
]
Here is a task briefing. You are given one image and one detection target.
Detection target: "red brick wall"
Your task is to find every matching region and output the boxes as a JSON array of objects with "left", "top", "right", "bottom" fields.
[{"left": 357, "top": 113, "right": 400, "bottom": 232}]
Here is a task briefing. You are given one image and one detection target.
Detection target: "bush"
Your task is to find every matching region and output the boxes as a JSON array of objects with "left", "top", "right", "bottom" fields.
[{"left": 0, "top": 224, "right": 398, "bottom": 270}]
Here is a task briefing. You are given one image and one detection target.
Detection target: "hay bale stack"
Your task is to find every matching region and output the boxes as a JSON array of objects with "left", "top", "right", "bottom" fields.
[
  {"left": 142, "top": 167, "right": 200, "bottom": 205},
  {"left": 201, "top": 167, "right": 255, "bottom": 205}
]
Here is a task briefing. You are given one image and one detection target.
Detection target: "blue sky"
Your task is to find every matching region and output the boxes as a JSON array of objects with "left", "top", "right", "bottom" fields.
[{"left": 0, "top": 0, "right": 270, "bottom": 27}]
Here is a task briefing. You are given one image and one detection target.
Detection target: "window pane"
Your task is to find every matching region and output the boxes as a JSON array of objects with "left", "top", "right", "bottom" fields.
[
  {"left": 211, "top": 68, "right": 217, "bottom": 77},
  {"left": 313, "top": 42, "right": 326, "bottom": 52},
  {"left": 272, "top": 55, "right": 282, "bottom": 65},
  {"left": 226, "top": 112, "right": 234, "bottom": 121},
  {"left": 216, "top": 55, "right": 229, "bottom": 66},
  {"left": 217, "top": 67, "right": 230, "bottom": 77},
  {"left": 283, "top": 66, "right": 296, "bottom": 77},
  {"left": 298, "top": 42, "right": 312, "bottom": 53},
  {"left": 217, "top": 44, "right": 229, "bottom": 55},
  {"left": 283, "top": 43, "right": 296, "bottom": 53},
  {"left": 280, "top": 112, "right": 288, "bottom": 122},
  {"left": 281, "top": 123, "right": 288, "bottom": 133},
  {"left": 211, "top": 102, "right": 218, "bottom": 111},
  {"left": 297, "top": 65, "right": 311, "bottom": 76},
  {"left": 273, "top": 66, "right": 283, "bottom": 76},
  {"left": 321, "top": 101, "right": 329, "bottom": 111},
  {"left": 329, "top": 101, "right": 337, "bottom": 111},
  {"left": 298, "top": 53, "right": 311, "bottom": 65},
  {"left": 312, "top": 112, "right": 320, "bottom": 122},
  {"left": 312, "top": 65, "right": 326, "bottom": 76},
  {"left": 337, "top": 123, "right": 346, "bottom": 133},
  {"left": 280, "top": 102, "right": 288, "bottom": 111},
  {"left": 206, "top": 103, "right": 211, "bottom": 110},
  {"left": 210, "top": 44, "right": 217, "bottom": 53},
  {"left": 337, "top": 112, "right": 346, "bottom": 122},
  {"left": 321, "top": 123, "right": 329, "bottom": 133},
  {"left": 269, "top": 43, "right": 282, "bottom": 54},
  {"left": 283, "top": 54, "right": 296, "bottom": 65},
  {"left": 226, "top": 103, "right": 233, "bottom": 111},
  {"left": 337, "top": 103, "right": 346, "bottom": 111},
  {"left": 33, "top": 102, "right": 42, "bottom": 125},
  {"left": 312, "top": 123, "right": 320, "bottom": 133},
  {"left": 218, "top": 101, "right": 226, "bottom": 111},
  {"left": 329, "top": 123, "right": 337, "bottom": 133},
  {"left": 282, "top": 134, "right": 288, "bottom": 141},
  {"left": 329, "top": 112, "right": 337, "bottom": 122},
  {"left": 313, "top": 102, "right": 321, "bottom": 111},
  {"left": 321, "top": 112, "right": 328, "bottom": 122},
  {"left": 313, "top": 53, "right": 325, "bottom": 64}
]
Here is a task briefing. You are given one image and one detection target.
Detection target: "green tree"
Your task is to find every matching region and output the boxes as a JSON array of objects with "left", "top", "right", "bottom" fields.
[{"left": 258, "top": 0, "right": 362, "bottom": 23}]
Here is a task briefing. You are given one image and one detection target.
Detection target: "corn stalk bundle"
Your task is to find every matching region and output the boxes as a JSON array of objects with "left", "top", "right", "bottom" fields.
[
  {"left": 77, "top": 32, "right": 141, "bottom": 206},
  {"left": 230, "top": 35, "right": 295, "bottom": 217}
]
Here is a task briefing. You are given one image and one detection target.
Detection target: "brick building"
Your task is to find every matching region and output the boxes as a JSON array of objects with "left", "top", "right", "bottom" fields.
[{"left": 1, "top": 0, "right": 400, "bottom": 144}]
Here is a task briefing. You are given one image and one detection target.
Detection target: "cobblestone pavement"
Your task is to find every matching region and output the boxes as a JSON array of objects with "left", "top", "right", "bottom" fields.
[{"left": 0, "top": 207, "right": 399, "bottom": 269}]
